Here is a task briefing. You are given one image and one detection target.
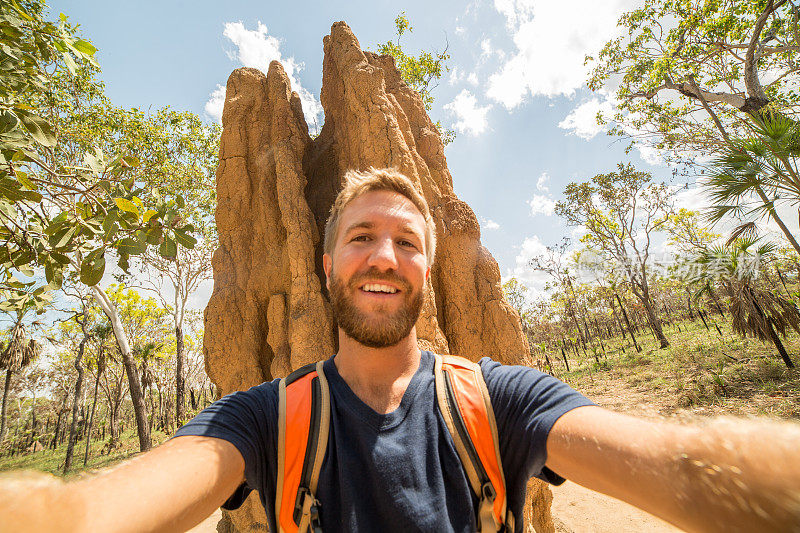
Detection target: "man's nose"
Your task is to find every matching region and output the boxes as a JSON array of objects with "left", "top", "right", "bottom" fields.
[{"left": 367, "top": 237, "right": 399, "bottom": 270}]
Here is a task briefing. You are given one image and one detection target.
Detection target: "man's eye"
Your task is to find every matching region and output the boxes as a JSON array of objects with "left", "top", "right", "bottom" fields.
[
  {"left": 398, "top": 240, "right": 417, "bottom": 249},
  {"left": 352, "top": 235, "right": 369, "bottom": 242}
]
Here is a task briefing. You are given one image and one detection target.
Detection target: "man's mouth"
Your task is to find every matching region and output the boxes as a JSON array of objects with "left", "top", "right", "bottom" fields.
[{"left": 360, "top": 283, "right": 399, "bottom": 294}]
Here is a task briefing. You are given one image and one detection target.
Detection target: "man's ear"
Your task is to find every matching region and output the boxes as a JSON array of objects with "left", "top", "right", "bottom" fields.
[
  {"left": 425, "top": 266, "right": 431, "bottom": 282},
  {"left": 323, "top": 253, "right": 332, "bottom": 290}
]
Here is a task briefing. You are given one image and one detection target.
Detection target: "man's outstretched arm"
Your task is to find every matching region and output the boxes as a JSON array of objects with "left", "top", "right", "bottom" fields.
[
  {"left": 0, "top": 435, "right": 244, "bottom": 533},
  {"left": 546, "top": 406, "right": 800, "bottom": 532}
]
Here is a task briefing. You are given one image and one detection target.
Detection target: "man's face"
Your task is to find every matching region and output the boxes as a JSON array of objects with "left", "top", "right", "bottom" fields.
[{"left": 323, "top": 190, "right": 430, "bottom": 348}]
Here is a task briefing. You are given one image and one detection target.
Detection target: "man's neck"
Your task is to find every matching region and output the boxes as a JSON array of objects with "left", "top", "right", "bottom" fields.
[{"left": 334, "top": 330, "right": 422, "bottom": 415}]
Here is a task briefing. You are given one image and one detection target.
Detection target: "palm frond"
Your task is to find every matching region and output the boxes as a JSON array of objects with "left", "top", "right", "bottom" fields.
[{"left": 726, "top": 222, "right": 757, "bottom": 246}]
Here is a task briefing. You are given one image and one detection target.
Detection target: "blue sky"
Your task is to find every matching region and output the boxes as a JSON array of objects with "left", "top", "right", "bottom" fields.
[{"left": 50, "top": 0, "right": 695, "bottom": 303}]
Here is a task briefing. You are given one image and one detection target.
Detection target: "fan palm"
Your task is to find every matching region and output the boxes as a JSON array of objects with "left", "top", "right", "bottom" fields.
[
  {"left": 691, "top": 237, "right": 798, "bottom": 369},
  {"left": 0, "top": 322, "right": 41, "bottom": 441},
  {"left": 705, "top": 112, "right": 800, "bottom": 255}
]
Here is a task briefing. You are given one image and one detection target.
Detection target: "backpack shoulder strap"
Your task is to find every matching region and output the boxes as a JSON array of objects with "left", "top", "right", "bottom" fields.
[
  {"left": 434, "top": 354, "right": 514, "bottom": 533},
  {"left": 276, "top": 360, "right": 330, "bottom": 533}
]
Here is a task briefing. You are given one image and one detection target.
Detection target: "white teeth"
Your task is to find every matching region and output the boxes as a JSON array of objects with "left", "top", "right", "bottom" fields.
[{"left": 363, "top": 283, "right": 397, "bottom": 294}]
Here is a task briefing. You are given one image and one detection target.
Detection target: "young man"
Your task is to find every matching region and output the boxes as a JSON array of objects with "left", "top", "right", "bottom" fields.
[{"left": 1, "top": 168, "right": 799, "bottom": 533}]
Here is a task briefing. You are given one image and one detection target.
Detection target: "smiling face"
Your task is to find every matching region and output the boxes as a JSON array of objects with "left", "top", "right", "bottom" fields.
[{"left": 323, "top": 189, "right": 431, "bottom": 348}]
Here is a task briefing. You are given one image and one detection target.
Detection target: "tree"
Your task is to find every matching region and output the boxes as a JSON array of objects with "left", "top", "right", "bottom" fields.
[
  {"left": 83, "top": 321, "right": 110, "bottom": 465},
  {"left": 501, "top": 278, "right": 531, "bottom": 323},
  {"left": 122, "top": 109, "right": 219, "bottom": 429},
  {"left": 664, "top": 208, "right": 722, "bottom": 255},
  {"left": 0, "top": 2, "right": 202, "bottom": 452},
  {"left": 691, "top": 237, "right": 798, "bottom": 368},
  {"left": 556, "top": 163, "right": 673, "bottom": 348},
  {"left": 588, "top": 0, "right": 800, "bottom": 162},
  {"left": 0, "top": 316, "right": 40, "bottom": 442},
  {"left": 377, "top": 12, "right": 455, "bottom": 144},
  {"left": 63, "top": 309, "right": 89, "bottom": 473},
  {"left": 705, "top": 112, "right": 800, "bottom": 254},
  {"left": 0, "top": 2, "right": 195, "bottom": 311}
]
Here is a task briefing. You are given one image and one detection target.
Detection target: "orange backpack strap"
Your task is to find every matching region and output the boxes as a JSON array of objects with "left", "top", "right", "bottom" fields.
[
  {"left": 276, "top": 361, "right": 330, "bottom": 533},
  {"left": 434, "top": 354, "right": 514, "bottom": 533}
]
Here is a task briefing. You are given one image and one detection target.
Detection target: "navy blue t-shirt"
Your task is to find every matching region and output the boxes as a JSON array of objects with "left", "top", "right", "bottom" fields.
[{"left": 175, "top": 351, "right": 594, "bottom": 531}]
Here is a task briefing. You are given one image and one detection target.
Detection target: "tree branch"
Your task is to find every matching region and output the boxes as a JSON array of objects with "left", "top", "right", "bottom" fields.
[{"left": 743, "top": 0, "right": 787, "bottom": 112}]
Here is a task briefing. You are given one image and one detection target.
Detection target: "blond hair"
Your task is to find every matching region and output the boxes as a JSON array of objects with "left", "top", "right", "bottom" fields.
[{"left": 323, "top": 168, "right": 437, "bottom": 265}]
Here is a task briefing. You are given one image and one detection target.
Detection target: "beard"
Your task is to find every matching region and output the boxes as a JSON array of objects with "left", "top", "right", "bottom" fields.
[{"left": 329, "top": 267, "right": 423, "bottom": 348}]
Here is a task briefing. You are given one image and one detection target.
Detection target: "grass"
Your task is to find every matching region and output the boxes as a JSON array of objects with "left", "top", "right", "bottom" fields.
[
  {"left": 0, "top": 427, "right": 172, "bottom": 479},
  {"left": 544, "top": 317, "right": 800, "bottom": 420}
]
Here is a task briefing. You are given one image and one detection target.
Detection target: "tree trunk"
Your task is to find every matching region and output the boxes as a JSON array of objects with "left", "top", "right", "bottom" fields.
[
  {"left": 609, "top": 298, "right": 626, "bottom": 339},
  {"left": 84, "top": 368, "right": 102, "bottom": 466},
  {"left": 639, "top": 290, "right": 670, "bottom": 348},
  {"left": 175, "top": 324, "right": 185, "bottom": 429},
  {"left": 707, "top": 288, "right": 726, "bottom": 318},
  {"left": 755, "top": 185, "right": 800, "bottom": 255},
  {"left": 0, "top": 369, "right": 12, "bottom": 443},
  {"left": 90, "top": 285, "right": 151, "bottom": 452},
  {"left": 109, "top": 398, "right": 120, "bottom": 442},
  {"left": 64, "top": 335, "right": 87, "bottom": 473},
  {"left": 766, "top": 321, "right": 796, "bottom": 369},
  {"left": 776, "top": 267, "right": 791, "bottom": 299},
  {"left": 615, "top": 293, "right": 641, "bottom": 352}
]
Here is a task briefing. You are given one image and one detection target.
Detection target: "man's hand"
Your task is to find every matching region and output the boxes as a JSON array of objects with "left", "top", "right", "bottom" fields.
[
  {"left": 546, "top": 406, "right": 800, "bottom": 532},
  {"left": 0, "top": 435, "right": 244, "bottom": 533}
]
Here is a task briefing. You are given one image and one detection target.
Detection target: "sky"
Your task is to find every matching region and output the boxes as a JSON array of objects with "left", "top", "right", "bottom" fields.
[{"left": 49, "top": 0, "right": 703, "bottom": 305}]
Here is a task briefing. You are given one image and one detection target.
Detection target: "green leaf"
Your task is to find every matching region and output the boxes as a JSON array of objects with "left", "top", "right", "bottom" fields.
[
  {"left": 45, "top": 261, "right": 64, "bottom": 290},
  {"left": 117, "top": 236, "right": 147, "bottom": 255},
  {"left": 80, "top": 249, "right": 105, "bottom": 287},
  {"left": 145, "top": 225, "right": 163, "bottom": 245},
  {"left": 0, "top": 110, "right": 19, "bottom": 134},
  {"left": 142, "top": 209, "right": 158, "bottom": 223},
  {"left": 15, "top": 170, "right": 35, "bottom": 190},
  {"left": 44, "top": 212, "right": 69, "bottom": 235},
  {"left": 17, "top": 263, "right": 33, "bottom": 277},
  {"left": 50, "top": 252, "right": 70, "bottom": 265},
  {"left": 117, "top": 253, "right": 130, "bottom": 273},
  {"left": 114, "top": 198, "right": 139, "bottom": 216},
  {"left": 173, "top": 227, "right": 197, "bottom": 249},
  {"left": 159, "top": 236, "right": 177, "bottom": 259},
  {"left": 102, "top": 209, "right": 118, "bottom": 235},
  {"left": 16, "top": 110, "right": 56, "bottom": 147},
  {"left": 72, "top": 39, "right": 97, "bottom": 56},
  {"left": 49, "top": 225, "right": 77, "bottom": 249},
  {"left": 62, "top": 52, "right": 77, "bottom": 75}
]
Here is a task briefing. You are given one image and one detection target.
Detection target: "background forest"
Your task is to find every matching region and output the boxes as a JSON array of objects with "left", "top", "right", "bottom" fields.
[{"left": 1, "top": 0, "right": 799, "bottom": 481}]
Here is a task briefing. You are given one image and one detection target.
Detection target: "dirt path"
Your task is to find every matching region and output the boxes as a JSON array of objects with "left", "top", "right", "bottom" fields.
[{"left": 551, "top": 481, "right": 680, "bottom": 532}]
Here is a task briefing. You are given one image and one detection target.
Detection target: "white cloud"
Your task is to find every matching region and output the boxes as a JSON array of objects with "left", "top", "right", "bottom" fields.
[
  {"left": 444, "top": 89, "right": 492, "bottom": 136},
  {"left": 507, "top": 235, "right": 552, "bottom": 293},
  {"left": 570, "top": 225, "right": 588, "bottom": 240},
  {"left": 455, "top": 26, "right": 466, "bottom": 35},
  {"left": 481, "top": 217, "right": 501, "bottom": 230},
  {"left": 215, "top": 21, "right": 323, "bottom": 131},
  {"left": 558, "top": 95, "right": 616, "bottom": 140},
  {"left": 487, "top": 0, "right": 637, "bottom": 107},
  {"left": 528, "top": 193, "right": 555, "bottom": 216},
  {"left": 205, "top": 84, "right": 226, "bottom": 124},
  {"left": 536, "top": 172, "right": 550, "bottom": 192},
  {"left": 480, "top": 38, "right": 494, "bottom": 58},
  {"left": 467, "top": 72, "right": 479, "bottom": 86},
  {"left": 449, "top": 66, "right": 464, "bottom": 86}
]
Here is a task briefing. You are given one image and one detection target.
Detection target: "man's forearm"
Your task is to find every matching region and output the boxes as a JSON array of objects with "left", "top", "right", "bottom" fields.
[
  {"left": 546, "top": 406, "right": 800, "bottom": 533},
  {"left": 0, "top": 436, "right": 245, "bottom": 533}
]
